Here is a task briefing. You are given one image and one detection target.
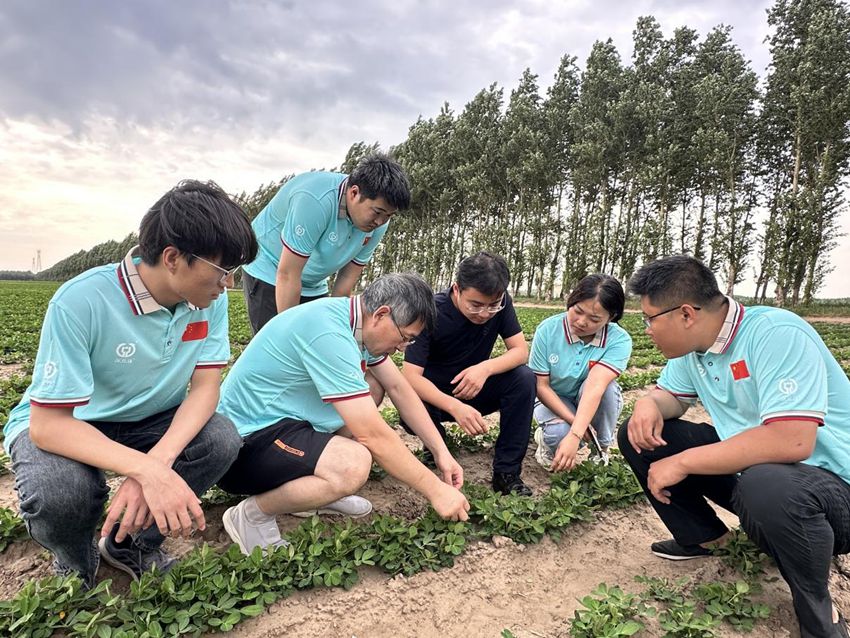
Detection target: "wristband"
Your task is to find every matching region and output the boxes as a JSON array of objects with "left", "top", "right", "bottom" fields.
[{"left": 569, "top": 430, "right": 583, "bottom": 442}]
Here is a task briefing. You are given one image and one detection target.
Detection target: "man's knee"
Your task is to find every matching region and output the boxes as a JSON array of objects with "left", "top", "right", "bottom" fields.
[
  {"left": 189, "top": 413, "right": 243, "bottom": 467},
  {"left": 17, "top": 460, "right": 106, "bottom": 529},
  {"left": 733, "top": 464, "right": 810, "bottom": 527},
  {"left": 318, "top": 439, "right": 372, "bottom": 494},
  {"left": 616, "top": 417, "right": 632, "bottom": 452}
]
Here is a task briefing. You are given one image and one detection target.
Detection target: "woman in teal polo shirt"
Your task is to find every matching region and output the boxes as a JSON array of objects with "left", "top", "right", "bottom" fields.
[{"left": 529, "top": 274, "right": 632, "bottom": 471}]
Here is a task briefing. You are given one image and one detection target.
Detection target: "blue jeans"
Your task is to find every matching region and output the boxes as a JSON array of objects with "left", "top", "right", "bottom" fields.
[
  {"left": 533, "top": 380, "right": 622, "bottom": 452},
  {"left": 10, "top": 407, "right": 242, "bottom": 587}
]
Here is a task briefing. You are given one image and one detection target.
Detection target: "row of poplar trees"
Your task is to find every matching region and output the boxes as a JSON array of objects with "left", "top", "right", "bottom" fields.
[
  {"left": 35, "top": 1, "right": 850, "bottom": 305},
  {"left": 342, "top": 1, "right": 850, "bottom": 304}
]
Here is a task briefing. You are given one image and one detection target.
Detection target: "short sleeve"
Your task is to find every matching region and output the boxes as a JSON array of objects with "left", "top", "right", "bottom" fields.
[
  {"left": 403, "top": 327, "right": 431, "bottom": 368},
  {"left": 529, "top": 323, "right": 551, "bottom": 375},
  {"left": 29, "top": 302, "right": 94, "bottom": 407},
  {"left": 352, "top": 222, "right": 389, "bottom": 266},
  {"left": 196, "top": 295, "right": 231, "bottom": 368},
  {"left": 596, "top": 329, "right": 632, "bottom": 375},
  {"left": 281, "top": 191, "right": 334, "bottom": 258},
  {"left": 301, "top": 333, "right": 371, "bottom": 402},
  {"left": 498, "top": 295, "right": 523, "bottom": 340},
  {"left": 657, "top": 357, "right": 699, "bottom": 404},
  {"left": 749, "top": 325, "right": 827, "bottom": 424}
]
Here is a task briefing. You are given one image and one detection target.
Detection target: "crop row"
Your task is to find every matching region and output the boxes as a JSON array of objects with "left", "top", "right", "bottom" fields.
[{"left": 0, "top": 456, "right": 646, "bottom": 637}]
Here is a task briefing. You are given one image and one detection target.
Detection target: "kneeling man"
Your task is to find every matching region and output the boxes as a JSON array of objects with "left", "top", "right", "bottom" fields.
[{"left": 217, "top": 273, "right": 469, "bottom": 553}]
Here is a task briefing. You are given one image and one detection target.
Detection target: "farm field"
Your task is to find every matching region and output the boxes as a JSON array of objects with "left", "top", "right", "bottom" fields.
[{"left": 1, "top": 280, "right": 850, "bottom": 637}]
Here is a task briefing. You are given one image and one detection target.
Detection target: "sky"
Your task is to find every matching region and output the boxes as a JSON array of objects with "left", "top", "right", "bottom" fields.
[{"left": 0, "top": 0, "right": 847, "bottom": 297}]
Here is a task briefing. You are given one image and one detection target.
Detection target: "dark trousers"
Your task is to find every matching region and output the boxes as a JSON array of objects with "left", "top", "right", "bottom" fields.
[
  {"left": 404, "top": 366, "right": 535, "bottom": 475},
  {"left": 618, "top": 418, "right": 850, "bottom": 638},
  {"left": 11, "top": 407, "right": 242, "bottom": 587},
  {"left": 242, "top": 271, "right": 326, "bottom": 335}
]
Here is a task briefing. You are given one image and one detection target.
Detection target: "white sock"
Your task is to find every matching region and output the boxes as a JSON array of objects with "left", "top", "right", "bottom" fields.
[{"left": 242, "top": 496, "right": 276, "bottom": 523}]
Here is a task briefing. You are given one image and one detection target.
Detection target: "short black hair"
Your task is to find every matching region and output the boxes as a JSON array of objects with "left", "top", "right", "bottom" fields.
[
  {"left": 455, "top": 251, "right": 510, "bottom": 297},
  {"left": 628, "top": 255, "right": 724, "bottom": 308},
  {"left": 349, "top": 153, "right": 411, "bottom": 211},
  {"left": 138, "top": 180, "right": 258, "bottom": 269},
  {"left": 567, "top": 274, "right": 625, "bottom": 322}
]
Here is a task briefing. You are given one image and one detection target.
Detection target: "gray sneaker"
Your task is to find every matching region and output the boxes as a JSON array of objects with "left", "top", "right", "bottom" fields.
[
  {"left": 223, "top": 499, "right": 289, "bottom": 555},
  {"left": 291, "top": 495, "right": 373, "bottom": 518},
  {"left": 97, "top": 525, "right": 176, "bottom": 580},
  {"left": 533, "top": 427, "right": 553, "bottom": 469}
]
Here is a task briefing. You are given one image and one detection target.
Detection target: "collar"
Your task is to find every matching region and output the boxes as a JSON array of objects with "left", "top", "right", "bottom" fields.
[
  {"left": 706, "top": 296, "right": 745, "bottom": 354},
  {"left": 349, "top": 294, "right": 364, "bottom": 349},
  {"left": 562, "top": 315, "right": 608, "bottom": 347},
  {"left": 116, "top": 246, "right": 198, "bottom": 316},
  {"left": 337, "top": 177, "right": 350, "bottom": 220}
]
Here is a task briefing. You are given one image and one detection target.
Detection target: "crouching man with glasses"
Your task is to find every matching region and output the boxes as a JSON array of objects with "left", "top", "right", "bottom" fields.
[
  {"left": 217, "top": 273, "right": 469, "bottom": 555},
  {"left": 401, "top": 252, "right": 535, "bottom": 496}
]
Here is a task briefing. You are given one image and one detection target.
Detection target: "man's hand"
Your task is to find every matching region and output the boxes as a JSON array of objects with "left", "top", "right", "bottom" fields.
[
  {"left": 647, "top": 455, "right": 689, "bottom": 504},
  {"left": 628, "top": 396, "right": 668, "bottom": 453},
  {"left": 451, "top": 362, "right": 491, "bottom": 400},
  {"left": 429, "top": 483, "right": 470, "bottom": 521},
  {"left": 434, "top": 451, "right": 464, "bottom": 488},
  {"left": 107, "top": 460, "right": 205, "bottom": 539},
  {"left": 550, "top": 432, "right": 582, "bottom": 472},
  {"left": 102, "top": 478, "right": 151, "bottom": 542},
  {"left": 450, "top": 402, "right": 489, "bottom": 436}
]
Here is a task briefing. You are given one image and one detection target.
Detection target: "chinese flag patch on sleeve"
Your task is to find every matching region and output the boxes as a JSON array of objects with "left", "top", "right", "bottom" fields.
[
  {"left": 182, "top": 321, "right": 209, "bottom": 341},
  {"left": 362, "top": 236, "right": 371, "bottom": 246},
  {"left": 730, "top": 359, "right": 750, "bottom": 380}
]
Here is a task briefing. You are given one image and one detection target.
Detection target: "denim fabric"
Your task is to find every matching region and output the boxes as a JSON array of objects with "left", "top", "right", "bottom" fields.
[
  {"left": 10, "top": 408, "right": 241, "bottom": 585},
  {"left": 533, "top": 379, "right": 622, "bottom": 452}
]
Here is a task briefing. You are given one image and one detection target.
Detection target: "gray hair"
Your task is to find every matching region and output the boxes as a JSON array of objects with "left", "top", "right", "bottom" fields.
[{"left": 361, "top": 272, "right": 436, "bottom": 333}]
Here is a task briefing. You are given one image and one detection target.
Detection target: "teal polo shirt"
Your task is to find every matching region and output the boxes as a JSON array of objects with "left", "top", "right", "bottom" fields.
[
  {"left": 530, "top": 313, "right": 632, "bottom": 398},
  {"left": 657, "top": 297, "right": 850, "bottom": 484},
  {"left": 3, "top": 248, "right": 230, "bottom": 453},
  {"left": 244, "top": 172, "right": 389, "bottom": 296},
  {"left": 218, "top": 295, "right": 387, "bottom": 435}
]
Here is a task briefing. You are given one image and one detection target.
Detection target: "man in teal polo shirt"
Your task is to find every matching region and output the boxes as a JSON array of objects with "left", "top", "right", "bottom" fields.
[
  {"left": 5, "top": 180, "right": 258, "bottom": 588},
  {"left": 619, "top": 255, "right": 850, "bottom": 638},
  {"left": 242, "top": 153, "right": 410, "bottom": 334},
  {"left": 217, "top": 273, "right": 469, "bottom": 554}
]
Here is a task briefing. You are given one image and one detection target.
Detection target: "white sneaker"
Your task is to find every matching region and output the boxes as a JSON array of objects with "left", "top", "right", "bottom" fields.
[
  {"left": 533, "top": 428, "right": 553, "bottom": 469},
  {"left": 223, "top": 500, "right": 289, "bottom": 555},
  {"left": 291, "top": 495, "right": 373, "bottom": 518}
]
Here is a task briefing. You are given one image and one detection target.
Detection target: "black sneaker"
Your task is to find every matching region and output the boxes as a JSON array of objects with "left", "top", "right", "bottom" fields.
[
  {"left": 97, "top": 525, "right": 176, "bottom": 580},
  {"left": 492, "top": 472, "right": 532, "bottom": 496},
  {"left": 650, "top": 538, "right": 713, "bottom": 561}
]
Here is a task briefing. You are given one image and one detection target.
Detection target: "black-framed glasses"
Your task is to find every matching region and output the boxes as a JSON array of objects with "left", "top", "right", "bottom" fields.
[
  {"left": 455, "top": 287, "right": 506, "bottom": 315},
  {"left": 642, "top": 304, "right": 702, "bottom": 329},
  {"left": 389, "top": 311, "right": 416, "bottom": 346},
  {"left": 190, "top": 253, "right": 241, "bottom": 284}
]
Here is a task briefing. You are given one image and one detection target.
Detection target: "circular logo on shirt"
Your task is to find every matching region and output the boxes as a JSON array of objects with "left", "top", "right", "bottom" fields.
[
  {"left": 295, "top": 225, "right": 306, "bottom": 237},
  {"left": 43, "top": 361, "right": 57, "bottom": 380},
  {"left": 548, "top": 354, "right": 559, "bottom": 364},
  {"left": 116, "top": 342, "right": 136, "bottom": 358},
  {"left": 778, "top": 378, "right": 798, "bottom": 395},
  {"left": 697, "top": 363, "right": 707, "bottom": 377},
  {"left": 328, "top": 232, "right": 338, "bottom": 243}
]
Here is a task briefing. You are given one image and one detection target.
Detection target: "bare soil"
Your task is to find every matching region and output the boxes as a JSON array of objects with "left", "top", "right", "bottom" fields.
[{"left": 2, "top": 391, "right": 849, "bottom": 637}]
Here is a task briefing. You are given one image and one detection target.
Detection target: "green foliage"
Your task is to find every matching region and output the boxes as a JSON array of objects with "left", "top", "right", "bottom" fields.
[
  {"left": 0, "top": 507, "right": 27, "bottom": 552},
  {"left": 712, "top": 527, "right": 770, "bottom": 579},
  {"left": 570, "top": 583, "right": 647, "bottom": 637}
]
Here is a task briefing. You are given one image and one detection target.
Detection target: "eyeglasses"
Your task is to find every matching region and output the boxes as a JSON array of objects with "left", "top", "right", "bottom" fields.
[
  {"left": 190, "top": 254, "right": 241, "bottom": 284},
  {"left": 457, "top": 290, "right": 506, "bottom": 315},
  {"left": 389, "top": 310, "right": 417, "bottom": 346},
  {"left": 642, "top": 304, "right": 702, "bottom": 329}
]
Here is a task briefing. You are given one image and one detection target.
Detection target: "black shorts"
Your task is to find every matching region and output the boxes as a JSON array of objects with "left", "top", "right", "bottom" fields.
[
  {"left": 217, "top": 418, "right": 334, "bottom": 495},
  {"left": 242, "top": 271, "right": 328, "bottom": 335}
]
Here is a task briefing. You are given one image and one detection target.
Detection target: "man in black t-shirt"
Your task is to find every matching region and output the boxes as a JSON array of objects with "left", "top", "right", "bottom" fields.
[{"left": 402, "top": 252, "right": 535, "bottom": 495}]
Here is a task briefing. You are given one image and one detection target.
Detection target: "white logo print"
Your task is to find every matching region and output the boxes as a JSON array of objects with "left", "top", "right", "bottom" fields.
[
  {"left": 328, "top": 232, "right": 338, "bottom": 243},
  {"left": 295, "top": 225, "right": 306, "bottom": 237},
  {"left": 116, "top": 343, "right": 136, "bottom": 358},
  {"left": 548, "top": 354, "right": 559, "bottom": 364},
  {"left": 43, "top": 361, "right": 57, "bottom": 379},
  {"left": 697, "top": 363, "right": 707, "bottom": 377},
  {"left": 778, "top": 378, "right": 798, "bottom": 395}
]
